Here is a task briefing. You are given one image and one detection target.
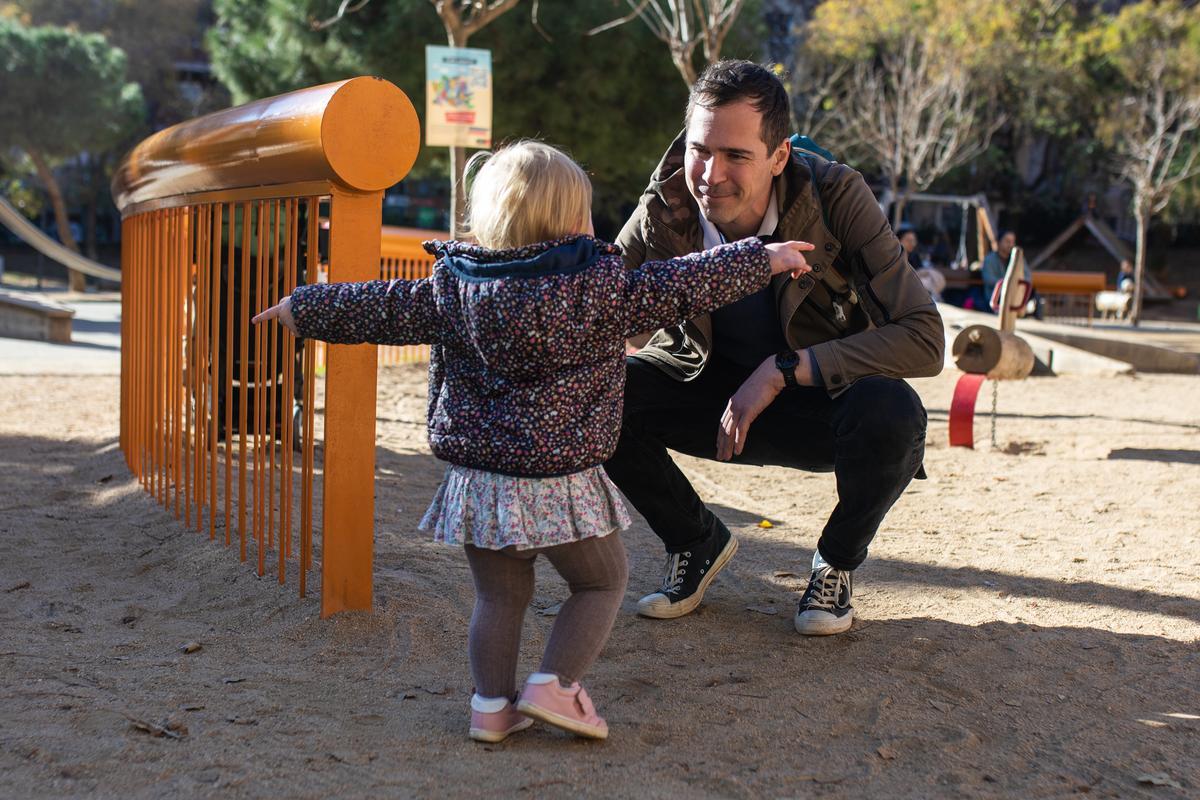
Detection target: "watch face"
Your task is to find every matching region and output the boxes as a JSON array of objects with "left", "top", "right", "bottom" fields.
[{"left": 776, "top": 351, "right": 800, "bottom": 370}]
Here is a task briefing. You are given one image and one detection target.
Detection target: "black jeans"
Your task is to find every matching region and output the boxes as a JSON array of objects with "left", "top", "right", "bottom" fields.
[{"left": 603, "top": 354, "right": 927, "bottom": 571}]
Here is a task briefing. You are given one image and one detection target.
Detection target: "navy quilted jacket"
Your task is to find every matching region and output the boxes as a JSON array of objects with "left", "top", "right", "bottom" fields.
[{"left": 290, "top": 235, "right": 770, "bottom": 477}]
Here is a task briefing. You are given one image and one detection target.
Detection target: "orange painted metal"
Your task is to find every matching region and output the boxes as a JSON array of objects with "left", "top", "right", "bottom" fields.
[
  {"left": 238, "top": 203, "right": 251, "bottom": 562},
  {"left": 320, "top": 188, "right": 381, "bottom": 618},
  {"left": 224, "top": 203, "right": 234, "bottom": 546},
  {"left": 111, "top": 78, "right": 419, "bottom": 216},
  {"left": 116, "top": 78, "right": 421, "bottom": 614}
]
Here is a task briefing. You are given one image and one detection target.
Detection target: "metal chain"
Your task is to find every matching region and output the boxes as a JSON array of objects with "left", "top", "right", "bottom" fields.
[{"left": 990, "top": 380, "right": 999, "bottom": 449}]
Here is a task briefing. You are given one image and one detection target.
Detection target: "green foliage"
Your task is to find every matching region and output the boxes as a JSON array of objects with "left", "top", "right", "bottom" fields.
[
  {"left": 206, "top": 1, "right": 700, "bottom": 228},
  {"left": 808, "top": 0, "right": 1086, "bottom": 138},
  {"left": 0, "top": 17, "right": 144, "bottom": 158},
  {"left": 7, "top": 0, "right": 218, "bottom": 128}
]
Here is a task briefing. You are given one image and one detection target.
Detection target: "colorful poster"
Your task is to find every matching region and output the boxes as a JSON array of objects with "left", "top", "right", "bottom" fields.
[{"left": 425, "top": 45, "right": 492, "bottom": 149}]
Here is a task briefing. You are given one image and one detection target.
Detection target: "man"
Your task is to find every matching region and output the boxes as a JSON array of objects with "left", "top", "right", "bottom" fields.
[{"left": 605, "top": 60, "right": 944, "bottom": 636}]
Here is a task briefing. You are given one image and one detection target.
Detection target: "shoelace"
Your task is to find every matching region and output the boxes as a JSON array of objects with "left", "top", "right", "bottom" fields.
[
  {"left": 802, "top": 566, "right": 847, "bottom": 611},
  {"left": 659, "top": 551, "right": 691, "bottom": 594}
]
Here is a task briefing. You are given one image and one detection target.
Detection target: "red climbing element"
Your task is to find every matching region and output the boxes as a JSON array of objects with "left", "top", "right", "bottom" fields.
[{"left": 949, "top": 373, "right": 988, "bottom": 449}]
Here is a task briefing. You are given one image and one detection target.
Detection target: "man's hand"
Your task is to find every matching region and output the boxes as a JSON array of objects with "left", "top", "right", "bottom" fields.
[
  {"left": 764, "top": 241, "right": 816, "bottom": 278},
  {"left": 252, "top": 295, "right": 297, "bottom": 334},
  {"left": 717, "top": 351, "right": 812, "bottom": 461}
]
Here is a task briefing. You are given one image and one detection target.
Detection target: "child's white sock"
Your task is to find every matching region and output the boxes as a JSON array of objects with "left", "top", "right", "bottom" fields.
[
  {"left": 526, "top": 672, "right": 558, "bottom": 685},
  {"left": 471, "top": 693, "right": 509, "bottom": 713}
]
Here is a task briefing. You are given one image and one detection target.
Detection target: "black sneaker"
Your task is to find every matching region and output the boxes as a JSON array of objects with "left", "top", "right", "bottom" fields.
[
  {"left": 636, "top": 526, "right": 738, "bottom": 619},
  {"left": 793, "top": 555, "right": 854, "bottom": 635}
]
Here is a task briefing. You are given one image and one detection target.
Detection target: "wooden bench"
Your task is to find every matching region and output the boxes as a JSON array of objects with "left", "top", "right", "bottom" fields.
[{"left": 1031, "top": 270, "right": 1107, "bottom": 324}]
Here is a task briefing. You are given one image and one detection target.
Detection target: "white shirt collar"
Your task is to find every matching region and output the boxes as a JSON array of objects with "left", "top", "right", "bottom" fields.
[{"left": 698, "top": 188, "right": 779, "bottom": 249}]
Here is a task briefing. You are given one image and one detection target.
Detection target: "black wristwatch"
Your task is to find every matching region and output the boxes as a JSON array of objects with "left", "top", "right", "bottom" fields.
[{"left": 775, "top": 349, "right": 801, "bottom": 388}]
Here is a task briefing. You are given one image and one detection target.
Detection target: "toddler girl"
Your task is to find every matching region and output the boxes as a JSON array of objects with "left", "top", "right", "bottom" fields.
[{"left": 254, "top": 140, "right": 812, "bottom": 742}]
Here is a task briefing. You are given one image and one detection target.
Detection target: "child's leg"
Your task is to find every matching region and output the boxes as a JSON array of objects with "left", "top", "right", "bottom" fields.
[
  {"left": 538, "top": 533, "right": 629, "bottom": 684},
  {"left": 464, "top": 543, "right": 537, "bottom": 699}
]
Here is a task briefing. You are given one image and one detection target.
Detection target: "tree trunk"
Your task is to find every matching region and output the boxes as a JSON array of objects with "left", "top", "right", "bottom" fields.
[
  {"left": 449, "top": 145, "right": 466, "bottom": 238},
  {"left": 1130, "top": 204, "right": 1148, "bottom": 328},
  {"left": 85, "top": 192, "right": 99, "bottom": 261},
  {"left": 447, "top": 26, "right": 469, "bottom": 239},
  {"left": 29, "top": 148, "right": 86, "bottom": 291},
  {"left": 891, "top": 184, "right": 907, "bottom": 230}
]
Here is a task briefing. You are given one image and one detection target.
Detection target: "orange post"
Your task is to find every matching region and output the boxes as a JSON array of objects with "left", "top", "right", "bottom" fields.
[{"left": 320, "top": 188, "right": 381, "bottom": 617}]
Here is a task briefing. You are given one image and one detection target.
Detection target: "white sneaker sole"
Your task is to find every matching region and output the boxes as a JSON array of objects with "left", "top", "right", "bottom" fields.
[
  {"left": 636, "top": 535, "right": 739, "bottom": 620},
  {"left": 793, "top": 607, "right": 854, "bottom": 636},
  {"left": 516, "top": 700, "right": 607, "bottom": 739},
  {"left": 468, "top": 717, "right": 533, "bottom": 743}
]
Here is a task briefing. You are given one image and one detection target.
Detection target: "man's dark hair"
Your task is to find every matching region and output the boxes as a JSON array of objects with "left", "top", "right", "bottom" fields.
[{"left": 685, "top": 59, "right": 791, "bottom": 153}]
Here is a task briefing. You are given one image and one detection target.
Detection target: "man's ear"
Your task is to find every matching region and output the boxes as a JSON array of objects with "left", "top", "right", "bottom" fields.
[{"left": 769, "top": 138, "right": 791, "bottom": 176}]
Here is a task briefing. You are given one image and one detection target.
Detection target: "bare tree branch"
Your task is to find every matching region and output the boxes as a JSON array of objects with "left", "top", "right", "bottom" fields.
[
  {"left": 311, "top": 0, "right": 372, "bottom": 31},
  {"left": 587, "top": 0, "right": 747, "bottom": 86}
]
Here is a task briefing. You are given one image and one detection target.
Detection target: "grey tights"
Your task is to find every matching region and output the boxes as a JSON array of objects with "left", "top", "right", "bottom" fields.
[{"left": 464, "top": 533, "right": 628, "bottom": 699}]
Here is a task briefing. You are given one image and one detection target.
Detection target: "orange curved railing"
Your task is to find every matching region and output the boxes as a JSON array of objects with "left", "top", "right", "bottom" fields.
[{"left": 113, "top": 77, "right": 420, "bottom": 617}]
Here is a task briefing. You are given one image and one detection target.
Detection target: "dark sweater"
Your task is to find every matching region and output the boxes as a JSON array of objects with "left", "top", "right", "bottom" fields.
[{"left": 290, "top": 235, "right": 770, "bottom": 477}]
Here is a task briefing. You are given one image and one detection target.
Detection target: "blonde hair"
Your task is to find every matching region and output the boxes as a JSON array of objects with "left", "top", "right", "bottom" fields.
[{"left": 464, "top": 140, "right": 592, "bottom": 250}]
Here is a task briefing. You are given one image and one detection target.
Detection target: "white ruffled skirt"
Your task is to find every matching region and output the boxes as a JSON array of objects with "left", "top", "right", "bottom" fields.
[{"left": 419, "top": 464, "right": 632, "bottom": 550}]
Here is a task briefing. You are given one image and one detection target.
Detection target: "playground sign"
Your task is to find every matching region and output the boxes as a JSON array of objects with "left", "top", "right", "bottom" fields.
[{"left": 425, "top": 46, "right": 492, "bottom": 149}]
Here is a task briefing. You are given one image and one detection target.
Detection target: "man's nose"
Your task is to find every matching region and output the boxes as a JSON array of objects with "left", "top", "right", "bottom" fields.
[{"left": 702, "top": 156, "right": 723, "bottom": 184}]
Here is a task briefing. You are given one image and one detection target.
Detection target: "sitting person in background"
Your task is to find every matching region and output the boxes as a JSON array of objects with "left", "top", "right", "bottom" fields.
[
  {"left": 898, "top": 227, "right": 923, "bottom": 270},
  {"left": 981, "top": 230, "right": 1032, "bottom": 312},
  {"left": 1117, "top": 259, "right": 1135, "bottom": 293},
  {"left": 901, "top": 226, "right": 945, "bottom": 302}
]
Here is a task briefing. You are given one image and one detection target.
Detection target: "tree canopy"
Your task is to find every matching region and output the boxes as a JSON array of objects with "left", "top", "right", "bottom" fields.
[{"left": 206, "top": 0, "right": 765, "bottom": 231}]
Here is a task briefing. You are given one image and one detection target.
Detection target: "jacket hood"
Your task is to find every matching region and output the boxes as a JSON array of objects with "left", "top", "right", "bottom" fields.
[{"left": 423, "top": 235, "right": 621, "bottom": 279}]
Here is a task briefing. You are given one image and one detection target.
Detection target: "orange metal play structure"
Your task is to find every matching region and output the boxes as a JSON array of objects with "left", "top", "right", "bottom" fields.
[{"left": 112, "top": 78, "right": 421, "bottom": 617}]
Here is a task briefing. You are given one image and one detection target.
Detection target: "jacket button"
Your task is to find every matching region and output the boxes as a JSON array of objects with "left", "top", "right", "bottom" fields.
[
  {"left": 831, "top": 373, "right": 843, "bottom": 384},
  {"left": 824, "top": 243, "right": 834, "bottom": 252},
  {"left": 812, "top": 263, "right": 823, "bottom": 272}
]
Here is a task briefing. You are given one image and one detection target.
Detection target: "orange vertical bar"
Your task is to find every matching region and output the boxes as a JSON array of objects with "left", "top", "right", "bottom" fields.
[
  {"left": 255, "top": 201, "right": 268, "bottom": 576},
  {"left": 155, "top": 210, "right": 165, "bottom": 505},
  {"left": 183, "top": 210, "right": 194, "bottom": 526},
  {"left": 321, "top": 188, "right": 382, "bottom": 617},
  {"left": 300, "top": 197, "right": 318, "bottom": 594},
  {"left": 239, "top": 202, "right": 251, "bottom": 562},
  {"left": 209, "top": 204, "right": 220, "bottom": 541},
  {"left": 267, "top": 201, "right": 280, "bottom": 553},
  {"left": 281, "top": 198, "right": 298, "bottom": 577},
  {"left": 225, "top": 202, "right": 235, "bottom": 546},
  {"left": 171, "top": 209, "right": 182, "bottom": 519},
  {"left": 199, "top": 205, "right": 211, "bottom": 532}
]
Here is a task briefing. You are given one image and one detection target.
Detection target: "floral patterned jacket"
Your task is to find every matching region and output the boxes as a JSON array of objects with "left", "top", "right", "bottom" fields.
[{"left": 290, "top": 235, "right": 770, "bottom": 477}]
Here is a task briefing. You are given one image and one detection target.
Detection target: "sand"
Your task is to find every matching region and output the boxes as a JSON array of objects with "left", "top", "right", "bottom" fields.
[{"left": 2, "top": 365, "right": 1198, "bottom": 799}]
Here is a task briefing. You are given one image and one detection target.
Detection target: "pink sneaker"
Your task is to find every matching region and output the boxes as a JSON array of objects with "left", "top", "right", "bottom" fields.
[
  {"left": 517, "top": 679, "right": 608, "bottom": 739},
  {"left": 469, "top": 700, "right": 534, "bottom": 743}
]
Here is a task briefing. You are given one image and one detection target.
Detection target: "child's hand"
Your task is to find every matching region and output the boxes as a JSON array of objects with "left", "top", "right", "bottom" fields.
[
  {"left": 252, "top": 295, "right": 297, "bottom": 334},
  {"left": 765, "top": 241, "right": 816, "bottom": 278}
]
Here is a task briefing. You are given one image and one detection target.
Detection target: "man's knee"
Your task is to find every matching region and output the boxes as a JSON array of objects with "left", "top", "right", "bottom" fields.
[{"left": 838, "top": 377, "right": 927, "bottom": 453}]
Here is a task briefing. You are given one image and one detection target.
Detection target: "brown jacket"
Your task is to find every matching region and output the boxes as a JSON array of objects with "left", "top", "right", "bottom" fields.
[{"left": 617, "top": 132, "right": 945, "bottom": 393}]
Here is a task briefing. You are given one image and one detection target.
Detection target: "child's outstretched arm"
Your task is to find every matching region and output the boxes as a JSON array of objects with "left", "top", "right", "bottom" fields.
[
  {"left": 253, "top": 278, "right": 440, "bottom": 346},
  {"left": 618, "top": 237, "right": 814, "bottom": 338}
]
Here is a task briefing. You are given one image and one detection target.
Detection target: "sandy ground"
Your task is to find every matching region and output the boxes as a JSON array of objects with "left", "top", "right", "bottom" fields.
[{"left": 2, "top": 364, "right": 1199, "bottom": 799}]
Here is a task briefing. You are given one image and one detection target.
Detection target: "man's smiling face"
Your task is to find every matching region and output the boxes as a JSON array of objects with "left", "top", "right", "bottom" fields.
[{"left": 684, "top": 99, "right": 790, "bottom": 241}]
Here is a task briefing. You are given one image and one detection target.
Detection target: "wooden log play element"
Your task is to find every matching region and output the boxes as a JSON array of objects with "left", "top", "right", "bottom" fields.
[
  {"left": 952, "top": 325, "right": 1035, "bottom": 380},
  {"left": 949, "top": 247, "right": 1037, "bottom": 448}
]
